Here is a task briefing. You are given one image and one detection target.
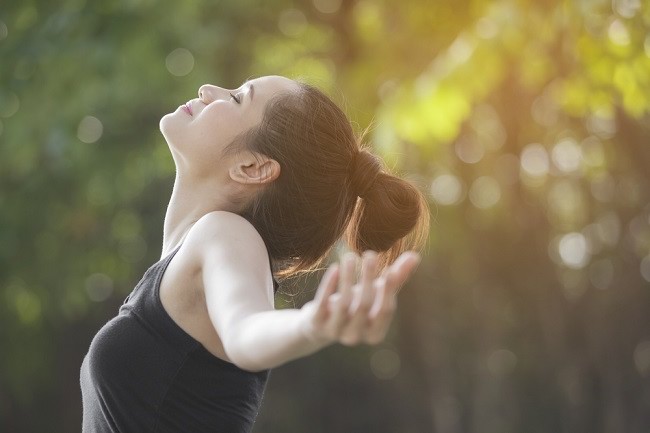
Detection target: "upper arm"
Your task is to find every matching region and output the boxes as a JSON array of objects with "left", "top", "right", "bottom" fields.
[{"left": 188, "top": 211, "right": 275, "bottom": 356}]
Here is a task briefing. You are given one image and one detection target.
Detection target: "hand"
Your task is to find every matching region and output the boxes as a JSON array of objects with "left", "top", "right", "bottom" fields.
[{"left": 299, "top": 250, "right": 422, "bottom": 346}]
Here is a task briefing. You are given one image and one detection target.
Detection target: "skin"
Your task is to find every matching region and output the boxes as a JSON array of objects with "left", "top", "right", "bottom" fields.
[
  {"left": 157, "top": 74, "right": 422, "bottom": 369},
  {"left": 159, "top": 75, "right": 295, "bottom": 256},
  {"left": 301, "top": 250, "right": 421, "bottom": 347}
]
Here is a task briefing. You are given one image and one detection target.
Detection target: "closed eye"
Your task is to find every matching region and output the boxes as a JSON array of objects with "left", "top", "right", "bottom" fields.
[{"left": 229, "top": 92, "right": 241, "bottom": 104}]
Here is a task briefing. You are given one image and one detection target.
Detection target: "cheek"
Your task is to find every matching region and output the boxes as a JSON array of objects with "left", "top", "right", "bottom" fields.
[{"left": 193, "top": 109, "right": 241, "bottom": 145}]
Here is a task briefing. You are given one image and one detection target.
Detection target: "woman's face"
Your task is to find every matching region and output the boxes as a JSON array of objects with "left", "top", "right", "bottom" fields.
[{"left": 160, "top": 75, "right": 299, "bottom": 176}]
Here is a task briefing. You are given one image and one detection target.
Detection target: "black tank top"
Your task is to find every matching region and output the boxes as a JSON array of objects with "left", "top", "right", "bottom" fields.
[{"left": 80, "top": 242, "right": 279, "bottom": 432}]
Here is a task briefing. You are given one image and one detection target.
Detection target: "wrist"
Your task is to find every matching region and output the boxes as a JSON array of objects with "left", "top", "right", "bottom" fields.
[{"left": 297, "top": 302, "right": 334, "bottom": 348}]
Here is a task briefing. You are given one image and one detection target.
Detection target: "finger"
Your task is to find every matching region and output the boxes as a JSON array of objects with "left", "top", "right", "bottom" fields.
[
  {"left": 337, "top": 252, "right": 359, "bottom": 307},
  {"left": 340, "top": 251, "right": 379, "bottom": 345},
  {"left": 314, "top": 264, "right": 339, "bottom": 305},
  {"left": 327, "top": 292, "right": 341, "bottom": 309},
  {"left": 365, "top": 273, "right": 398, "bottom": 343},
  {"left": 349, "top": 250, "right": 378, "bottom": 315},
  {"left": 328, "top": 253, "right": 358, "bottom": 333},
  {"left": 313, "top": 264, "right": 339, "bottom": 323},
  {"left": 368, "top": 252, "right": 416, "bottom": 320},
  {"left": 385, "top": 252, "right": 421, "bottom": 295},
  {"left": 368, "top": 274, "right": 389, "bottom": 320},
  {"left": 338, "top": 252, "right": 358, "bottom": 302}
]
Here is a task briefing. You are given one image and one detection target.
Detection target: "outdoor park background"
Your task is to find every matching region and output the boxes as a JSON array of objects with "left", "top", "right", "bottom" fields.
[{"left": 1, "top": 0, "right": 650, "bottom": 432}]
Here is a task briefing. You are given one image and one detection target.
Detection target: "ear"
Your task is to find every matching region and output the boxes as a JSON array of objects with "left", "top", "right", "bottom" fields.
[{"left": 229, "top": 152, "right": 281, "bottom": 186}]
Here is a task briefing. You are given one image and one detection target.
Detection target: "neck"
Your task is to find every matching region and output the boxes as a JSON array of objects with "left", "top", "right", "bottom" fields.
[{"left": 161, "top": 171, "right": 240, "bottom": 258}]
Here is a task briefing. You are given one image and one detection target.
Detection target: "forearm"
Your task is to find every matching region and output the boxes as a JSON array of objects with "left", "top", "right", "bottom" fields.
[{"left": 225, "top": 308, "right": 333, "bottom": 372}]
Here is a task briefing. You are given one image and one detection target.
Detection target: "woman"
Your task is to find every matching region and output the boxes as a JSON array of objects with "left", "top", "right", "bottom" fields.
[{"left": 80, "top": 75, "right": 430, "bottom": 432}]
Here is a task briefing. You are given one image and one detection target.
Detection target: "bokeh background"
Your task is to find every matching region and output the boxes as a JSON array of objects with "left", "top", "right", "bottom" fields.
[{"left": 2, "top": 0, "right": 650, "bottom": 431}]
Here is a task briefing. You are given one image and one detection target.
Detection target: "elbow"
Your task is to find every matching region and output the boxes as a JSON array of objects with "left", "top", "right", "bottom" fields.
[
  {"left": 222, "top": 329, "right": 268, "bottom": 373},
  {"left": 228, "top": 354, "right": 267, "bottom": 373}
]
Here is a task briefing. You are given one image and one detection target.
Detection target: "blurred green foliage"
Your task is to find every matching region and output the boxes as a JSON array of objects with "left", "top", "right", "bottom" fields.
[{"left": 1, "top": 0, "right": 650, "bottom": 431}]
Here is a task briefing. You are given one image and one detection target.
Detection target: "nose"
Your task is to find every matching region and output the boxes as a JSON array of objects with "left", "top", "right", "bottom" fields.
[{"left": 198, "top": 84, "right": 227, "bottom": 103}]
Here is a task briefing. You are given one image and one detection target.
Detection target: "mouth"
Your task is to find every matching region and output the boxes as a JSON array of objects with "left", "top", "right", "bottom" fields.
[{"left": 181, "top": 101, "right": 193, "bottom": 116}]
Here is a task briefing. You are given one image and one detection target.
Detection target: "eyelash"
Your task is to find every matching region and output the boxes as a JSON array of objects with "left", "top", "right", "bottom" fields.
[{"left": 229, "top": 92, "right": 241, "bottom": 104}]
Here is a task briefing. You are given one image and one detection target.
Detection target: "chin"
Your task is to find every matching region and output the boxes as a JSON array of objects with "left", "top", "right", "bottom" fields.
[{"left": 159, "top": 112, "right": 182, "bottom": 144}]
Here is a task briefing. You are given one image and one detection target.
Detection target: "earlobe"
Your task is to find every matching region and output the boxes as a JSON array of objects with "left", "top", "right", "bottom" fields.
[{"left": 229, "top": 157, "right": 281, "bottom": 185}]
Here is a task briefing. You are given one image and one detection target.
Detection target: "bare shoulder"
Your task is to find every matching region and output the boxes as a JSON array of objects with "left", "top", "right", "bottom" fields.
[
  {"left": 181, "top": 211, "right": 273, "bottom": 297},
  {"left": 186, "top": 211, "right": 267, "bottom": 252}
]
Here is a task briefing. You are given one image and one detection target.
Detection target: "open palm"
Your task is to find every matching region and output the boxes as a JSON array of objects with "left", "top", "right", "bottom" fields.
[{"left": 299, "top": 250, "right": 422, "bottom": 346}]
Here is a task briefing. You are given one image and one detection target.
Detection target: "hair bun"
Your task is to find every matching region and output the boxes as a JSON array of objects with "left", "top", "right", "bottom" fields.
[{"left": 350, "top": 149, "right": 381, "bottom": 198}]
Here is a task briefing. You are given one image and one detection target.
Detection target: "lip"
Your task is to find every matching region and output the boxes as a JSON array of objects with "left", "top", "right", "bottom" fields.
[{"left": 181, "top": 101, "right": 193, "bottom": 116}]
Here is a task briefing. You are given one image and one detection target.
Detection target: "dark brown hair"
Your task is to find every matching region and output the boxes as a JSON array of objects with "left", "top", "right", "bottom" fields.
[{"left": 227, "top": 81, "right": 430, "bottom": 279}]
